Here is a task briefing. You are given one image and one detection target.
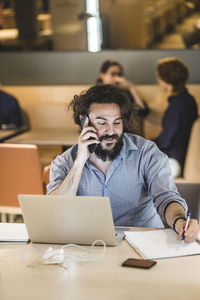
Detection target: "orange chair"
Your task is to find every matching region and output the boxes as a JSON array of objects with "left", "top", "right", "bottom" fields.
[
  {"left": 0, "top": 144, "right": 44, "bottom": 222},
  {"left": 42, "top": 164, "right": 51, "bottom": 194}
]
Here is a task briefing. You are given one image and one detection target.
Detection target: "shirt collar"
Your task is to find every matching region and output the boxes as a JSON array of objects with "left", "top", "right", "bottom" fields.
[{"left": 120, "top": 133, "right": 138, "bottom": 157}]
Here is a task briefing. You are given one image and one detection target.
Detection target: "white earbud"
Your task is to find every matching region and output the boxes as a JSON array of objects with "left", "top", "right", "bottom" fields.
[{"left": 42, "top": 247, "right": 65, "bottom": 264}]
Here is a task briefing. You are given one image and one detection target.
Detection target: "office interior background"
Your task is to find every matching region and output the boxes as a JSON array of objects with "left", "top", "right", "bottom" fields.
[
  {"left": 0, "top": 0, "right": 200, "bottom": 179},
  {"left": 1, "top": 2, "right": 200, "bottom": 298},
  {"left": 0, "top": 0, "right": 200, "bottom": 85}
]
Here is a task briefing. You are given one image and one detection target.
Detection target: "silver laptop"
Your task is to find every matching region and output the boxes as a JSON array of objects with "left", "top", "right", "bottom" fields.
[{"left": 18, "top": 194, "right": 125, "bottom": 246}]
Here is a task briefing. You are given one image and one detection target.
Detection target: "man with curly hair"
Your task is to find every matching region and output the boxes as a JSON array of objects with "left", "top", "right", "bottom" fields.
[{"left": 47, "top": 84, "right": 199, "bottom": 242}]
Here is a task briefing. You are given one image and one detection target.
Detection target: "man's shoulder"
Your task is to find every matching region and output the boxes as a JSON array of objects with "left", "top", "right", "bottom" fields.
[
  {"left": 124, "top": 132, "right": 153, "bottom": 145},
  {"left": 124, "top": 133, "right": 168, "bottom": 166},
  {"left": 123, "top": 133, "right": 155, "bottom": 152},
  {"left": 57, "top": 144, "right": 78, "bottom": 161},
  {"left": 50, "top": 144, "right": 78, "bottom": 172}
]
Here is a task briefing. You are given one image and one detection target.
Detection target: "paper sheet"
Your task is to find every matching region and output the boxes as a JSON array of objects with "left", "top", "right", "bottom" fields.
[
  {"left": 125, "top": 229, "right": 200, "bottom": 259},
  {"left": 0, "top": 223, "right": 29, "bottom": 243}
]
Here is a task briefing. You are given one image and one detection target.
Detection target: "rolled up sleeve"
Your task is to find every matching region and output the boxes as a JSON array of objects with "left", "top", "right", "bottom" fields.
[{"left": 47, "top": 155, "right": 69, "bottom": 194}]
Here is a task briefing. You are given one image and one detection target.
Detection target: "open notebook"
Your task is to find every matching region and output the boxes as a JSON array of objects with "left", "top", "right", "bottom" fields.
[{"left": 125, "top": 229, "right": 200, "bottom": 260}]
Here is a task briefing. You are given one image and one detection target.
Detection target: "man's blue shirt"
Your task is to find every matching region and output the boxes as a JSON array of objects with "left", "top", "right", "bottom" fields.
[{"left": 47, "top": 133, "right": 187, "bottom": 228}]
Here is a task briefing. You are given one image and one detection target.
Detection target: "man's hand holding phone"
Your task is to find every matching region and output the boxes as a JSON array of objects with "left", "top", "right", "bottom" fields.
[{"left": 77, "top": 115, "right": 100, "bottom": 162}]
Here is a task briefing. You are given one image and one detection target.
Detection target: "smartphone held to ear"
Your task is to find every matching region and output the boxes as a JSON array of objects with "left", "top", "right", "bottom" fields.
[{"left": 80, "top": 115, "right": 97, "bottom": 153}]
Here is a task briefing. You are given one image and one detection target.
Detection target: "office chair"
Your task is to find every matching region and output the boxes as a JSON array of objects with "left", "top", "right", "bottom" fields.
[
  {"left": 175, "top": 182, "right": 200, "bottom": 223},
  {"left": 0, "top": 143, "right": 44, "bottom": 222}
]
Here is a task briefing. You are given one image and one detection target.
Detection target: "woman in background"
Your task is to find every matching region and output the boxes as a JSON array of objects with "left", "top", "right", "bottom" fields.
[
  {"left": 96, "top": 59, "right": 149, "bottom": 136},
  {"left": 154, "top": 57, "right": 198, "bottom": 178}
]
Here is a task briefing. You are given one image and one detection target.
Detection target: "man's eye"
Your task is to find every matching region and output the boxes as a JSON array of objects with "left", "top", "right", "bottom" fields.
[
  {"left": 98, "top": 123, "right": 106, "bottom": 126},
  {"left": 114, "top": 122, "right": 121, "bottom": 125}
]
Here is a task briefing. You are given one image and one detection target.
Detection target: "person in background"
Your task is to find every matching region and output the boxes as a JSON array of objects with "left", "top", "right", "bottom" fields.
[
  {"left": 0, "top": 85, "right": 22, "bottom": 128},
  {"left": 154, "top": 57, "right": 198, "bottom": 178},
  {"left": 96, "top": 59, "right": 149, "bottom": 136},
  {"left": 0, "top": 0, "right": 4, "bottom": 29},
  {"left": 47, "top": 84, "right": 200, "bottom": 243}
]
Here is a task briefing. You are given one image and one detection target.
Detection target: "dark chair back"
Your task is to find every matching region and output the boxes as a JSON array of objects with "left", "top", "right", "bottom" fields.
[{"left": 175, "top": 182, "right": 200, "bottom": 222}]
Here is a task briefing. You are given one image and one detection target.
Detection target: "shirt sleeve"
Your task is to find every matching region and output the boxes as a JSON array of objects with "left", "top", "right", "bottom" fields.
[
  {"left": 46, "top": 154, "right": 70, "bottom": 194},
  {"left": 143, "top": 141, "right": 187, "bottom": 225},
  {"left": 154, "top": 103, "right": 180, "bottom": 149}
]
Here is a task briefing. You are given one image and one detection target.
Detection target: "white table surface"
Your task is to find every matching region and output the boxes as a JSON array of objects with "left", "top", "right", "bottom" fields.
[{"left": 1, "top": 227, "right": 200, "bottom": 300}]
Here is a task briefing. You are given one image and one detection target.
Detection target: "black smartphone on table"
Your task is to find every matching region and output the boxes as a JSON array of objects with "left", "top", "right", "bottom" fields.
[
  {"left": 80, "top": 114, "right": 97, "bottom": 153},
  {"left": 121, "top": 258, "right": 157, "bottom": 269}
]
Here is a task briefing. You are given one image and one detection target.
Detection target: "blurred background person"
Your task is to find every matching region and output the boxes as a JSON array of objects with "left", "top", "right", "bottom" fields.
[
  {"left": 154, "top": 57, "right": 198, "bottom": 178},
  {"left": 0, "top": 84, "right": 22, "bottom": 129},
  {"left": 0, "top": 0, "right": 4, "bottom": 29},
  {"left": 96, "top": 59, "right": 149, "bottom": 136}
]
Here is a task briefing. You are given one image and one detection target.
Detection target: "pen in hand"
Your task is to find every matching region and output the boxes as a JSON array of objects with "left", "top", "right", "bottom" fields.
[{"left": 182, "top": 211, "right": 191, "bottom": 241}]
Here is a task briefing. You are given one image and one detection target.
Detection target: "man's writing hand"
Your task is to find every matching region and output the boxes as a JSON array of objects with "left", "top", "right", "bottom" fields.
[{"left": 175, "top": 218, "right": 200, "bottom": 243}]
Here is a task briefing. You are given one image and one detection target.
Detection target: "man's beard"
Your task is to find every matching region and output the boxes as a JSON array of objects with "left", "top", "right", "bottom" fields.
[{"left": 94, "top": 134, "right": 123, "bottom": 162}]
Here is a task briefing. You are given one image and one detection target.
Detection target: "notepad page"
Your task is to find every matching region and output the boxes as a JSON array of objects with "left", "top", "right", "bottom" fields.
[
  {"left": 0, "top": 223, "right": 29, "bottom": 242},
  {"left": 125, "top": 229, "right": 200, "bottom": 259}
]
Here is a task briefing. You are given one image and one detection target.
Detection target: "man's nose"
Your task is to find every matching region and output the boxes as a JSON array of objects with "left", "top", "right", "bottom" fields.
[{"left": 106, "top": 124, "right": 114, "bottom": 134}]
